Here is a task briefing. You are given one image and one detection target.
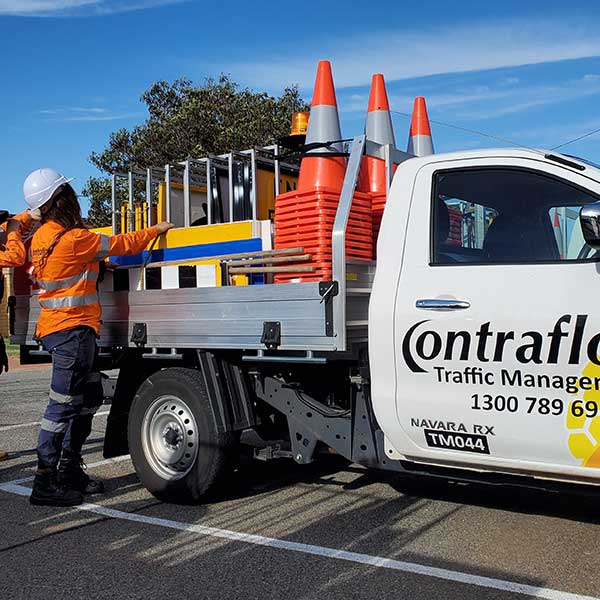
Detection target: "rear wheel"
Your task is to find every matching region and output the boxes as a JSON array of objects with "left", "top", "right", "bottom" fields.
[{"left": 128, "top": 367, "right": 237, "bottom": 503}]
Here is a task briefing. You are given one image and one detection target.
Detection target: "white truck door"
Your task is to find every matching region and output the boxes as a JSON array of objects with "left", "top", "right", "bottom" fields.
[{"left": 391, "top": 156, "right": 600, "bottom": 480}]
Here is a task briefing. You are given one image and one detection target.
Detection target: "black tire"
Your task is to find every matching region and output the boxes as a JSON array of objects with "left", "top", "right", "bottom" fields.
[{"left": 128, "top": 367, "right": 237, "bottom": 503}]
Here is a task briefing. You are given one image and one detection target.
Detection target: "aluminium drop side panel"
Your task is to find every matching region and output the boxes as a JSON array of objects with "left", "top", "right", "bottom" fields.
[
  {"left": 11, "top": 293, "right": 129, "bottom": 347},
  {"left": 98, "top": 283, "right": 338, "bottom": 351},
  {"left": 98, "top": 291, "right": 130, "bottom": 346},
  {"left": 16, "top": 268, "right": 373, "bottom": 352}
]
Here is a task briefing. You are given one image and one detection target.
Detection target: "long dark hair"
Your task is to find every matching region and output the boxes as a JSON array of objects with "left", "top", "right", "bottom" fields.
[{"left": 35, "top": 183, "right": 87, "bottom": 276}]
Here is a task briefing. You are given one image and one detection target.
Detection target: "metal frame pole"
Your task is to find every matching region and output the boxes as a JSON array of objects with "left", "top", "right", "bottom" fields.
[
  {"left": 146, "top": 168, "right": 153, "bottom": 226},
  {"left": 165, "top": 164, "right": 172, "bottom": 223},
  {"left": 250, "top": 148, "right": 257, "bottom": 221},
  {"left": 332, "top": 135, "right": 366, "bottom": 352},
  {"left": 128, "top": 171, "right": 135, "bottom": 232},
  {"left": 274, "top": 144, "right": 281, "bottom": 198},
  {"left": 205, "top": 158, "right": 213, "bottom": 225},
  {"left": 111, "top": 173, "right": 117, "bottom": 234},
  {"left": 228, "top": 153, "right": 234, "bottom": 223},
  {"left": 183, "top": 159, "right": 191, "bottom": 227},
  {"left": 384, "top": 144, "right": 394, "bottom": 196}
]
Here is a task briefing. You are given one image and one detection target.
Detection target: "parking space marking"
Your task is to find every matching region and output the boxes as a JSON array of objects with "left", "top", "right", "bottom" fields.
[
  {"left": 0, "top": 410, "right": 110, "bottom": 432},
  {"left": 0, "top": 472, "right": 597, "bottom": 600}
]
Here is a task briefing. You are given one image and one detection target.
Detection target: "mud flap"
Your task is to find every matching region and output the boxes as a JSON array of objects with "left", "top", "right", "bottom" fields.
[{"left": 103, "top": 355, "right": 155, "bottom": 459}]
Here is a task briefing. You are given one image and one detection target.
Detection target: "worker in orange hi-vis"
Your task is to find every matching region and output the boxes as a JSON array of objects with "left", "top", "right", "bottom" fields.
[
  {"left": 0, "top": 209, "right": 31, "bottom": 462},
  {"left": 23, "top": 168, "right": 174, "bottom": 507}
]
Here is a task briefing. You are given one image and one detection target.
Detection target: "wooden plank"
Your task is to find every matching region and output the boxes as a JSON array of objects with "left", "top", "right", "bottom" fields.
[
  {"left": 139, "top": 247, "right": 305, "bottom": 269},
  {"left": 226, "top": 254, "right": 311, "bottom": 267},
  {"left": 217, "top": 247, "right": 304, "bottom": 261},
  {"left": 228, "top": 266, "right": 315, "bottom": 274}
]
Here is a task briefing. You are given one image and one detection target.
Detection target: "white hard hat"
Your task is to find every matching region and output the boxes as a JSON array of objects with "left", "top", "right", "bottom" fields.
[{"left": 23, "top": 168, "right": 74, "bottom": 210}]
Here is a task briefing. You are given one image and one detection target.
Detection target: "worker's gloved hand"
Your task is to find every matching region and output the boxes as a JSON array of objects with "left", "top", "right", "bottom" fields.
[
  {"left": 0, "top": 337, "right": 9, "bottom": 374},
  {"left": 154, "top": 222, "right": 174, "bottom": 234},
  {"left": 6, "top": 219, "right": 20, "bottom": 234}
]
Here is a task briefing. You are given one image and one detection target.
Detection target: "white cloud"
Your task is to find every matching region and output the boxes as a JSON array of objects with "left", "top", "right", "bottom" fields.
[
  {"left": 59, "top": 112, "right": 143, "bottom": 122},
  {"left": 39, "top": 106, "right": 108, "bottom": 115},
  {"left": 448, "top": 74, "right": 600, "bottom": 121},
  {"left": 0, "top": 0, "right": 187, "bottom": 17},
  {"left": 39, "top": 106, "right": 141, "bottom": 121},
  {"left": 223, "top": 20, "right": 600, "bottom": 90}
]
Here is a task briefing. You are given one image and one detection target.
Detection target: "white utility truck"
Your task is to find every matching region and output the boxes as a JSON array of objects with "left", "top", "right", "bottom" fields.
[{"left": 12, "top": 137, "right": 600, "bottom": 501}]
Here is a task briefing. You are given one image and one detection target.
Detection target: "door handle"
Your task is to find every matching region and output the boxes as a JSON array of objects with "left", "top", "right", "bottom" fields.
[{"left": 415, "top": 298, "right": 471, "bottom": 311}]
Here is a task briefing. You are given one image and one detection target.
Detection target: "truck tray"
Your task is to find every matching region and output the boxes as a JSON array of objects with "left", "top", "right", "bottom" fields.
[{"left": 12, "top": 261, "right": 374, "bottom": 353}]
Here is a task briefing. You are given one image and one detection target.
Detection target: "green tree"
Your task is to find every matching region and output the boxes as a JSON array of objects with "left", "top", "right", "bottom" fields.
[
  {"left": 82, "top": 176, "right": 113, "bottom": 228},
  {"left": 85, "top": 75, "right": 307, "bottom": 227}
]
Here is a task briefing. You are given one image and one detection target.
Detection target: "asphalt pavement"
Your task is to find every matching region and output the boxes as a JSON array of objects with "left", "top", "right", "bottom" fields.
[{"left": 2, "top": 366, "right": 600, "bottom": 600}]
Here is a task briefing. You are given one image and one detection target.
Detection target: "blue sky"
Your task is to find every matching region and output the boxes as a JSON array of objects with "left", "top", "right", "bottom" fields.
[{"left": 2, "top": 0, "right": 600, "bottom": 214}]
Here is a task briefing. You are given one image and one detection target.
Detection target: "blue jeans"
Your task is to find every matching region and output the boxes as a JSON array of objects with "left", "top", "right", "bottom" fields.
[{"left": 37, "top": 327, "right": 103, "bottom": 468}]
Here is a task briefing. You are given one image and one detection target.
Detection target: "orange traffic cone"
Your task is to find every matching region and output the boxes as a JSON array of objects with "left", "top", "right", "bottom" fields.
[
  {"left": 297, "top": 60, "right": 346, "bottom": 193},
  {"left": 358, "top": 74, "right": 397, "bottom": 256},
  {"left": 359, "top": 73, "right": 396, "bottom": 194},
  {"left": 407, "top": 96, "right": 434, "bottom": 156}
]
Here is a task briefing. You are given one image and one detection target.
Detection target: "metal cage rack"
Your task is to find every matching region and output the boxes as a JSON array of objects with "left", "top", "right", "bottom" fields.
[{"left": 110, "top": 145, "right": 301, "bottom": 233}]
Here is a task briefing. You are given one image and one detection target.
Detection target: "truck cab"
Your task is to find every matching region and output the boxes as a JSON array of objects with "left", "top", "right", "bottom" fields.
[{"left": 371, "top": 148, "right": 600, "bottom": 483}]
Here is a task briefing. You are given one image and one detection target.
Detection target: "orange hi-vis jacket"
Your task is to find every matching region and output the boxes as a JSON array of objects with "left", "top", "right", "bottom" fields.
[
  {"left": 0, "top": 230, "right": 26, "bottom": 268},
  {"left": 31, "top": 221, "right": 160, "bottom": 338}
]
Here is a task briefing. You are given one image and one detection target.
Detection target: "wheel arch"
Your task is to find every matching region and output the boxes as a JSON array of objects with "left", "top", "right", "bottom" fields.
[{"left": 103, "top": 349, "right": 256, "bottom": 459}]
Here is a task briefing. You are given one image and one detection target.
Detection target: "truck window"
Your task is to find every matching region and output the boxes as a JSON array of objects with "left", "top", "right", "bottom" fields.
[{"left": 431, "top": 167, "right": 598, "bottom": 265}]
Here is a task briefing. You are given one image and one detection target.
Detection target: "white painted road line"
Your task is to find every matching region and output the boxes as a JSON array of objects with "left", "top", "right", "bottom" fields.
[
  {"left": 0, "top": 473, "right": 597, "bottom": 600},
  {"left": 0, "top": 410, "right": 110, "bottom": 432}
]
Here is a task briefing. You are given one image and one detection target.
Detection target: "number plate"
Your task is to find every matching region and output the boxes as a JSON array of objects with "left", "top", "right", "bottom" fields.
[{"left": 424, "top": 429, "right": 490, "bottom": 454}]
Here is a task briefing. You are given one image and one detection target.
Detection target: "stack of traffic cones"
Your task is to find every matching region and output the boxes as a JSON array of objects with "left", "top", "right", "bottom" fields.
[
  {"left": 358, "top": 74, "right": 397, "bottom": 255},
  {"left": 274, "top": 60, "right": 373, "bottom": 283}
]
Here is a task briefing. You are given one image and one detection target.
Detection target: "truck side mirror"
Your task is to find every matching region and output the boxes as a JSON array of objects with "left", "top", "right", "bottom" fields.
[{"left": 580, "top": 202, "right": 600, "bottom": 250}]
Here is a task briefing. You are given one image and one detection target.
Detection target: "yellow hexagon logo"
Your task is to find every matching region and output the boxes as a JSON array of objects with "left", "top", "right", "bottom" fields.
[{"left": 567, "top": 362, "right": 600, "bottom": 467}]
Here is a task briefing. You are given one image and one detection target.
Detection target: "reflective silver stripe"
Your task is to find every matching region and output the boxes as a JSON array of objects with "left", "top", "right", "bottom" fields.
[
  {"left": 37, "top": 269, "right": 98, "bottom": 293},
  {"left": 40, "top": 418, "right": 68, "bottom": 433},
  {"left": 49, "top": 389, "right": 83, "bottom": 404},
  {"left": 80, "top": 404, "right": 102, "bottom": 416},
  {"left": 94, "top": 234, "right": 111, "bottom": 261},
  {"left": 39, "top": 293, "right": 99, "bottom": 309}
]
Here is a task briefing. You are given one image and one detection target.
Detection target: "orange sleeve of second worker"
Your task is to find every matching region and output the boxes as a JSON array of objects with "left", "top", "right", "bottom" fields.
[
  {"left": 70, "top": 226, "right": 160, "bottom": 262},
  {"left": 12, "top": 210, "right": 32, "bottom": 227},
  {"left": 0, "top": 231, "right": 26, "bottom": 268}
]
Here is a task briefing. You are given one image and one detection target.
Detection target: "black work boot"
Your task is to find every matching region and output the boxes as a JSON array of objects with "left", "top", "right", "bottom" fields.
[
  {"left": 30, "top": 468, "right": 83, "bottom": 507},
  {"left": 58, "top": 456, "right": 105, "bottom": 495}
]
